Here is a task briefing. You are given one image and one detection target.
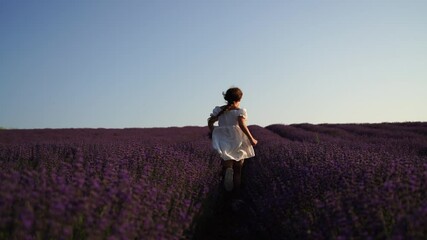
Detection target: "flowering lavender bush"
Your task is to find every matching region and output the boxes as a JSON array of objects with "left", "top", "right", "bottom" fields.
[
  {"left": 245, "top": 123, "right": 427, "bottom": 239},
  {"left": 1, "top": 122, "right": 427, "bottom": 239},
  {"left": 0, "top": 128, "right": 221, "bottom": 239}
]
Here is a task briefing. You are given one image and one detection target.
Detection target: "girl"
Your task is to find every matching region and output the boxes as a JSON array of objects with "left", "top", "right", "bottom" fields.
[{"left": 208, "top": 87, "right": 258, "bottom": 192}]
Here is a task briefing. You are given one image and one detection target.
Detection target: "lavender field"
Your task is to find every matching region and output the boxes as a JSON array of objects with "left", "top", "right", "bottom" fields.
[{"left": 1, "top": 122, "right": 427, "bottom": 239}]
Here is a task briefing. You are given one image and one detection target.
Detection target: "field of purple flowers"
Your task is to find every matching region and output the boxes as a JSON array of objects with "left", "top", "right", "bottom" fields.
[
  {"left": 1, "top": 122, "right": 427, "bottom": 239},
  {"left": 0, "top": 128, "right": 222, "bottom": 239},
  {"left": 246, "top": 122, "right": 427, "bottom": 239}
]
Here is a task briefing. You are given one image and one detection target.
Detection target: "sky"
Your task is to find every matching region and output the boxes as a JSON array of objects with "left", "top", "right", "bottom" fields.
[{"left": 1, "top": 0, "right": 426, "bottom": 129}]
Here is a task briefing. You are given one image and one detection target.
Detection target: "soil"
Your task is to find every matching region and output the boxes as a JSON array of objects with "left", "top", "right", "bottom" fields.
[{"left": 193, "top": 162, "right": 271, "bottom": 240}]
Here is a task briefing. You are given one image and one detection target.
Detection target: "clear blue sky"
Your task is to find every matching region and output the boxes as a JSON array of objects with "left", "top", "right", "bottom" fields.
[{"left": 1, "top": 0, "right": 426, "bottom": 129}]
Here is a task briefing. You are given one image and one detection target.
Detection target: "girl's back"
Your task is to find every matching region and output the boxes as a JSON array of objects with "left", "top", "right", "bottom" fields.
[{"left": 213, "top": 106, "right": 247, "bottom": 127}]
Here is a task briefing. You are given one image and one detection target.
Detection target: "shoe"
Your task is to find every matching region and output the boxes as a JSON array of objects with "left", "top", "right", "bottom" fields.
[{"left": 224, "top": 168, "right": 234, "bottom": 191}]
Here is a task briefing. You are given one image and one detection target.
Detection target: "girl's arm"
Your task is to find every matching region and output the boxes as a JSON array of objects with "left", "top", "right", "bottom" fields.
[
  {"left": 208, "top": 116, "right": 218, "bottom": 135},
  {"left": 238, "top": 116, "right": 258, "bottom": 146},
  {"left": 208, "top": 105, "right": 227, "bottom": 133}
]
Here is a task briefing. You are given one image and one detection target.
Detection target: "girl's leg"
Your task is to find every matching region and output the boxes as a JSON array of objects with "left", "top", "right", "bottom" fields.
[
  {"left": 233, "top": 159, "right": 245, "bottom": 190},
  {"left": 223, "top": 160, "right": 234, "bottom": 191},
  {"left": 222, "top": 160, "right": 234, "bottom": 170}
]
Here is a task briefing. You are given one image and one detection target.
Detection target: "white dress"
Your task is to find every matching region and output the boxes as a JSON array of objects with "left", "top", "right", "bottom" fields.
[{"left": 211, "top": 106, "right": 255, "bottom": 161}]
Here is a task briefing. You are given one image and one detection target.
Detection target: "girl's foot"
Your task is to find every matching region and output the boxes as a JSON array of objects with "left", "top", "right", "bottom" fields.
[{"left": 224, "top": 168, "right": 234, "bottom": 191}]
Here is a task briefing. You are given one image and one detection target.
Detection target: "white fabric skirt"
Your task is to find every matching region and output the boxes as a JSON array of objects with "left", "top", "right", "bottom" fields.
[{"left": 212, "top": 125, "right": 255, "bottom": 161}]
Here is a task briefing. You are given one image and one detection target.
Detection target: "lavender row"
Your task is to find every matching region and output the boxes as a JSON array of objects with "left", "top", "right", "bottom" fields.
[
  {"left": 0, "top": 128, "right": 220, "bottom": 239},
  {"left": 245, "top": 124, "right": 427, "bottom": 239}
]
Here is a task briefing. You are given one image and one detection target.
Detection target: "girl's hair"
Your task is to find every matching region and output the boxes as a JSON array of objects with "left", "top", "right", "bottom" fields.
[
  {"left": 215, "top": 87, "right": 243, "bottom": 118},
  {"left": 223, "top": 87, "right": 243, "bottom": 104}
]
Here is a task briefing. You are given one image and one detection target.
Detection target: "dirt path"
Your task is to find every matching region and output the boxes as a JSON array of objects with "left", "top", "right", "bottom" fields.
[{"left": 193, "top": 162, "right": 270, "bottom": 240}]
